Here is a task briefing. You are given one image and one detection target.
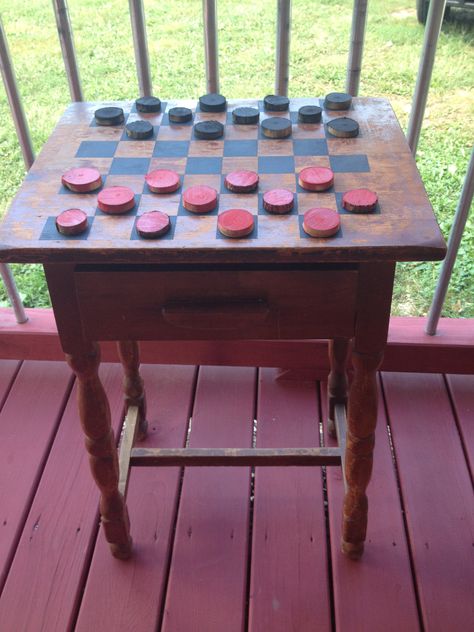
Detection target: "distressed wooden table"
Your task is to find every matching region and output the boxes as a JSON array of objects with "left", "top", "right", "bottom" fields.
[{"left": 0, "top": 98, "right": 446, "bottom": 560}]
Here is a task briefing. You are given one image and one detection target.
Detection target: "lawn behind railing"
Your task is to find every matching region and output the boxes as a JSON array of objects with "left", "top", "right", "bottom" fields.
[{"left": 0, "top": 0, "right": 473, "bottom": 316}]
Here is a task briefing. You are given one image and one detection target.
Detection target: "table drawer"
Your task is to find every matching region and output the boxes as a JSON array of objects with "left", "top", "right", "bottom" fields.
[{"left": 75, "top": 268, "right": 358, "bottom": 341}]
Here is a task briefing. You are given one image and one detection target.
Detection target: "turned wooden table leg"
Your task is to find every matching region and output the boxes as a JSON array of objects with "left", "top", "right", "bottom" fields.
[
  {"left": 117, "top": 340, "right": 148, "bottom": 440},
  {"left": 328, "top": 338, "right": 350, "bottom": 439},
  {"left": 341, "top": 350, "right": 382, "bottom": 560},
  {"left": 66, "top": 343, "right": 133, "bottom": 560},
  {"left": 340, "top": 261, "right": 395, "bottom": 560}
]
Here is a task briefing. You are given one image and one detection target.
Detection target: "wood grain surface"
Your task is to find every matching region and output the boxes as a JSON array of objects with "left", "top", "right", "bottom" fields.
[{"left": 0, "top": 98, "right": 445, "bottom": 264}]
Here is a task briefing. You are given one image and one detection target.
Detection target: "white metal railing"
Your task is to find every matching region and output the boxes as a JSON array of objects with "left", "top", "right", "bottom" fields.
[{"left": 0, "top": 0, "right": 472, "bottom": 333}]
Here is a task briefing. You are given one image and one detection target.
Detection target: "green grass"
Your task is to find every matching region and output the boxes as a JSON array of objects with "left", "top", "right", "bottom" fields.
[{"left": 0, "top": 0, "right": 473, "bottom": 316}]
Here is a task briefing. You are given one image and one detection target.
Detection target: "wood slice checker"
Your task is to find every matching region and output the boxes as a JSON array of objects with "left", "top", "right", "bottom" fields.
[{"left": 0, "top": 97, "right": 446, "bottom": 562}]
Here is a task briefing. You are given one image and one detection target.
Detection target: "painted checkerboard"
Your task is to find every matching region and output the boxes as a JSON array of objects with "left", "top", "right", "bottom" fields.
[{"left": 0, "top": 98, "right": 445, "bottom": 264}]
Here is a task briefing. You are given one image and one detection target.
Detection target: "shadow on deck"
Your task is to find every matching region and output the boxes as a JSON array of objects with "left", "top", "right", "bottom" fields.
[{"left": 0, "top": 320, "right": 473, "bottom": 631}]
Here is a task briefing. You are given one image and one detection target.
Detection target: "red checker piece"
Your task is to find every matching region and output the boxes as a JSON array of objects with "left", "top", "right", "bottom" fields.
[
  {"left": 298, "top": 166, "right": 334, "bottom": 191},
  {"left": 145, "top": 169, "right": 180, "bottom": 193},
  {"left": 342, "top": 188, "right": 378, "bottom": 213},
  {"left": 98, "top": 186, "right": 135, "bottom": 214},
  {"left": 263, "top": 188, "right": 294, "bottom": 214},
  {"left": 224, "top": 170, "right": 259, "bottom": 193},
  {"left": 61, "top": 167, "right": 102, "bottom": 193},
  {"left": 55, "top": 208, "right": 88, "bottom": 236},
  {"left": 303, "top": 207, "right": 340, "bottom": 238},
  {"left": 218, "top": 209, "right": 254, "bottom": 238},
  {"left": 136, "top": 210, "right": 171, "bottom": 239},
  {"left": 183, "top": 185, "right": 218, "bottom": 213}
]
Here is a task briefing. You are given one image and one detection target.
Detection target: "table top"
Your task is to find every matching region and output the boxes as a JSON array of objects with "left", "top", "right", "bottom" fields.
[{"left": 0, "top": 97, "right": 446, "bottom": 265}]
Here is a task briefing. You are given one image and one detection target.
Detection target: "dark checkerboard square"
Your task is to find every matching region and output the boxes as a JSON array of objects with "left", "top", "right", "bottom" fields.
[
  {"left": 95, "top": 194, "right": 141, "bottom": 216},
  {"left": 76, "top": 141, "right": 118, "bottom": 158},
  {"left": 258, "top": 156, "right": 294, "bottom": 174},
  {"left": 178, "top": 197, "right": 219, "bottom": 216},
  {"left": 335, "top": 191, "right": 380, "bottom": 214},
  {"left": 224, "top": 140, "right": 258, "bottom": 157},
  {"left": 185, "top": 157, "right": 222, "bottom": 174},
  {"left": 216, "top": 215, "right": 258, "bottom": 240},
  {"left": 130, "top": 214, "right": 176, "bottom": 240},
  {"left": 330, "top": 154, "right": 369, "bottom": 173},
  {"left": 258, "top": 192, "right": 297, "bottom": 215},
  {"left": 298, "top": 214, "right": 343, "bottom": 239},
  {"left": 153, "top": 141, "right": 190, "bottom": 157},
  {"left": 40, "top": 216, "right": 94, "bottom": 240},
  {"left": 293, "top": 139, "right": 328, "bottom": 156},
  {"left": 120, "top": 126, "right": 159, "bottom": 141},
  {"left": 109, "top": 157, "right": 150, "bottom": 175}
]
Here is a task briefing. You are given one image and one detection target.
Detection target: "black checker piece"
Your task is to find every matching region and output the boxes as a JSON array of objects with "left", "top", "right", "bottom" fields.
[
  {"left": 326, "top": 117, "right": 359, "bottom": 138},
  {"left": 199, "top": 93, "right": 227, "bottom": 112},
  {"left": 263, "top": 95, "right": 289, "bottom": 111},
  {"left": 94, "top": 106, "right": 124, "bottom": 126},
  {"left": 261, "top": 116, "right": 292, "bottom": 139},
  {"left": 324, "top": 92, "right": 352, "bottom": 110},
  {"left": 169, "top": 107, "right": 193, "bottom": 123},
  {"left": 232, "top": 107, "right": 259, "bottom": 125},
  {"left": 298, "top": 105, "right": 322, "bottom": 123},
  {"left": 135, "top": 96, "right": 161, "bottom": 113},
  {"left": 194, "top": 120, "right": 224, "bottom": 140},
  {"left": 126, "top": 120, "right": 154, "bottom": 139}
]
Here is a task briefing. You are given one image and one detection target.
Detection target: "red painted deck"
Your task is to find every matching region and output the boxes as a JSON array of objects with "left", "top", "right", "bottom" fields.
[{"left": 0, "top": 358, "right": 473, "bottom": 631}]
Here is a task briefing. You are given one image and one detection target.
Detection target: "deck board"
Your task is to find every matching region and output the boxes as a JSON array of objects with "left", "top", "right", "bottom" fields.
[
  {"left": 323, "top": 380, "right": 421, "bottom": 632},
  {"left": 446, "top": 374, "right": 474, "bottom": 475},
  {"left": 162, "top": 366, "right": 255, "bottom": 632},
  {"left": 0, "top": 361, "right": 72, "bottom": 591},
  {"left": 382, "top": 372, "right": 474, "bottom": 632},
  {"left": 249, "top": 368, "right": 331, "bottom": 632},
  {"left": 0, "top": 359, "right": 472, "bottom": 631},
  {"left": 0, "top": 364, "right": 123, "bottom": 631},
  {"left": 0, "top": 359, "right": 20, "bottom": 411}
]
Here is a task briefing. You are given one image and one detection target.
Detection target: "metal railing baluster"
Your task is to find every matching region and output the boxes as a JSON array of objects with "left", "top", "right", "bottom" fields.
[
  {"left": 0, "top": 16, "right": 33, "bottom": 323},
  {"left": 52, "top": 0, "right": 83, "bottom": 102},
  {"left": 275, "top": 0, "right": 291, "bottom": 97},
  {"left": 0, "top": 18, "right": 34, "bottom": 169},
  {"left": 426, "top": 148, "right": 474, "bottom": 334},
  {"left": 129, "top": 0, "right": 152, "bottom": 97},
  {"left": 202, "top": 0, "right": 219, "bottom": 94},
  {"left": 0, "top": 264, "right": 27, "bottom": 323},
  {"left": 345, "top": 0, "right": 368, "bottom": 96},
  {"left": 407, "top": 0, "right": 447, "bottom": 155}
]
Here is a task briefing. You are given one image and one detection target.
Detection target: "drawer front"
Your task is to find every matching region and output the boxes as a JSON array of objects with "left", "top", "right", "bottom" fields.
[{"left": 75, "top": 269, "right": 358, "bottom": 341}]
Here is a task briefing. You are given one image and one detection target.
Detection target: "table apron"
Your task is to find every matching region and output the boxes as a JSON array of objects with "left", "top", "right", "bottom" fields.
[{"left": 74, "top": 268, "right": 358, "bottom": 341}]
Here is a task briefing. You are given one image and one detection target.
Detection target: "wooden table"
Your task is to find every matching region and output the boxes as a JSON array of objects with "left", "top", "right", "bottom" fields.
[{"left": 0, "top": 98, "right": 446, "bottom": 561}]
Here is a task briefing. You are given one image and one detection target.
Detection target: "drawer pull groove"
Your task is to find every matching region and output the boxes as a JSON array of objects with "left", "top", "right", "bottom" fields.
[{"left": 161, "top": 299, "right": 270, "bottom": 330}]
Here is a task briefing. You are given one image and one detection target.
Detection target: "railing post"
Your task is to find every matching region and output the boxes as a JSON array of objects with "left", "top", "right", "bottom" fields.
[
  {"left": 0, "top": 265, "right": 27, "bottom": 324},
  {"left": 52, "top": 0, "right": 83, "bottom": 102},
  {"left": 129, "top": 0, "right": 152, "bottom": 97},
  {"left": 202, "top": 0, "right": 219, "bottom": 94},
  {"left": 275, "top": 0, "right": 291, "bottom": 97},
  {"left": 345, "top": 0, "right": 368, "bottom": 96},
  {"left": 426, "top": 147, "right": 474, "bottom": 335},
  {"left": 0, "top": 17, "right": 34, "bottom": 169},
  {"left": 0, "top": 16, "right": 33, "bottom": 323},
  {"left": 406, "top": 0, "right": 446, "bottom": 155}
]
